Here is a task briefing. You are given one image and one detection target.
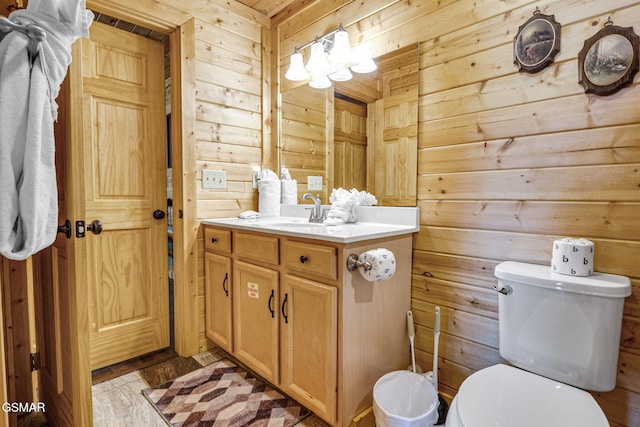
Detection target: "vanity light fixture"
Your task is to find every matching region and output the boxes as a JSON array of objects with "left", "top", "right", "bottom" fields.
[{"left": 284, "top": 23, "right": 377, "bottom": 88}]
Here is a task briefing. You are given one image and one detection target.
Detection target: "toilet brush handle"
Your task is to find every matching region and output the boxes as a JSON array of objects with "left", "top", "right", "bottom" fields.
[
  {"left": 433, "top": 307, "right": 441, "bottom": 390},
  {"left": 407, "top": 311, "right": 415, "bottom": 337}
]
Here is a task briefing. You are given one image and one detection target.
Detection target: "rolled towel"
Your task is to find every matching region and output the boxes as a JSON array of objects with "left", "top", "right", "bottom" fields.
[
  {"left": 280, "top": 168, "right": 297, "bottom": 204},
  {"left": 324, "top": 188, "right": 356, "bottom": 226}
]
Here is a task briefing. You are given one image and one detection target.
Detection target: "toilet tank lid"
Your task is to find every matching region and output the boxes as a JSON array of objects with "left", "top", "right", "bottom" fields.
[{"left": 495, "top": 261, "right": 631, "bottom": 298}]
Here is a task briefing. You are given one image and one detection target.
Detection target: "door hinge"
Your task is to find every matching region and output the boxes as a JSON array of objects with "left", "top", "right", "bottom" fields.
[{"left": 30, "top": 352, "right": 41, "bottom": 371}]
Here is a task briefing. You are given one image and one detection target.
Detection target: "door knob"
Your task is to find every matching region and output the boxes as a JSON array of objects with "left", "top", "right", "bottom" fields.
[
  {"left": 57, "top": 219, "right": 72, "bottom": 238},
  {"left": 86, "top": 219, "right": 103, "bottom": 235},
  {"left": 153, "top": 209, "right": 166, "bottom": 220}
]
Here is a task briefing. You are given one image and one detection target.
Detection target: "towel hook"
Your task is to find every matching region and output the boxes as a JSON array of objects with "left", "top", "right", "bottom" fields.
[{"left": 0, "top": 17, "right": 46, "bottom": 61}]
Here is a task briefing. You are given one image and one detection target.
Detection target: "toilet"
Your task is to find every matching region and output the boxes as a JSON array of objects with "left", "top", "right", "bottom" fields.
[{"left": 445, "top": 261, "right": 631, "bottom": 427}]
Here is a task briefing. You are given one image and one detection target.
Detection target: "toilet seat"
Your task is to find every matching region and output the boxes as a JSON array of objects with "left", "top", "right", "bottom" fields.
[{"left": 451, "top": 364, "right": 608, "bottom": 427}]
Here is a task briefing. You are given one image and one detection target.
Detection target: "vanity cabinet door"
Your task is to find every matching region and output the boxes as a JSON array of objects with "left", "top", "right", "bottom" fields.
[
  {"left": 233, "top": 261, "right": 280, "bottom": 383},
  {"left": 280, "top": 274, "right": 338, "bottom": 424},
  {"left": 204, "top": 252, "right": 233, "bottom": 353}
]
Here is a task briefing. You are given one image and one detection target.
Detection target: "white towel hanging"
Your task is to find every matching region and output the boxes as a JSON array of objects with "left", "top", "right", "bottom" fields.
[{"left": 0, "top": 0, "right": 93, "bottom": 260}]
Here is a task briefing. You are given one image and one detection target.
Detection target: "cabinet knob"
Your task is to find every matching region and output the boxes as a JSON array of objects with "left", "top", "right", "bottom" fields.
[
  {"left": 211, "top": 237, "right": 218, "bottom": 243},
  {"left": 300, "top": 255, "right": 308, "bottom": 263}
]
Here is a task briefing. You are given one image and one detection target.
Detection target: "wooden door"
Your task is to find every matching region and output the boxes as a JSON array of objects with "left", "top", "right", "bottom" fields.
[
  {"left": 33, "top": 67, "right": 93, "bottom": 427},
  {"left": 334, "top": 96, "right": 367, "bottom": 190},
  {"left": 204, "top": 252, "right": 233, "bottom": 353},
  {"left": 79, "top": 22, "right": 169, "bottom": 370},
  {"left": 280, "top": 274, "right": 337, "bottom": 425},
  {"left": 233, "top": 261, "right": 279, "bottom": 383},
  {"left": 1, "top": 257, "right": 38, "bottom": 426},
  {"left": 371, "top": 89, "right": 418, "bottom": 206},
  {"left": 0, "top": 259, "right": 7, "bottom": 427}
]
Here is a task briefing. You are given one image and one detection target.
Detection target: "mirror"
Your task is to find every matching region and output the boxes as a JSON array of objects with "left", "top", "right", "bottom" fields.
[{"left": 279, "top": 43, "right": 420, "bottom": 206}]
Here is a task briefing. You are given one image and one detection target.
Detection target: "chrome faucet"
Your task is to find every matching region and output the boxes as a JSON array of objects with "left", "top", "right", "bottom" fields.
[{"left": 301, "top": 193, "right": 324, "bottom": 223}]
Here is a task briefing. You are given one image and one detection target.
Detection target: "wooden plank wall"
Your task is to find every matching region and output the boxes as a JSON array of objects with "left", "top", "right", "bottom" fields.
[
  {"left": 275, "top": 0, "right": 640, "bottom": 425},
  {"left": 414, "top": 2, "right": 640, "bottom": 426},
  {"left": 281, "top": 85, "right": 331, "bottom": 202},
  {"left": 190, "top": 15, "right": 267, "bottom": 351},
  {"left": 194, "top": 17, "right": 265, "bottom": 218}
]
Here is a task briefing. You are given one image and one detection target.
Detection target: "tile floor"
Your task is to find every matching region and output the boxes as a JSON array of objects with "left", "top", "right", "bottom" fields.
[
  {"left": 91, "top": 350, "right": 330, "bottom": 427},
  {"left": 92, "top": 370, "right": 168, "bottom": 427}
]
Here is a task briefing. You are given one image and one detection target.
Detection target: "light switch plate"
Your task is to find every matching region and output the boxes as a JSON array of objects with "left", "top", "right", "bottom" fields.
[
  {"left": 307, "top": 175, "right": 323, "bottom": 191},
  {"left": 202, "top": 169, "right": 227, "bottom": 189}
]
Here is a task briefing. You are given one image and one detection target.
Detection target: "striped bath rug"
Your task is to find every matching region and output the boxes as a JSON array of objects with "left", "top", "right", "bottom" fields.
[{"left": 142, "top": 359, "right": 311, "bottom": 426}]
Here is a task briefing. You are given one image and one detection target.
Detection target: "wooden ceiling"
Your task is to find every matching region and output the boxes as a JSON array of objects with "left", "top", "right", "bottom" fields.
[{"left": 235, "top": 0, "right": 299, "bottom": 17}]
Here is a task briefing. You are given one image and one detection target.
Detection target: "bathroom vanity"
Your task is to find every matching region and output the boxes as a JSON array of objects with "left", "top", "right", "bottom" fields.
[{"left": 201, "top": 206, "right": 418, "bottom": 426}]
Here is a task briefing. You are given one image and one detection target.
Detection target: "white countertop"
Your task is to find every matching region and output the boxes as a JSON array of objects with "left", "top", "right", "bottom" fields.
[{"left": 201, "top": 206, "right": 419, "bottom": 243}]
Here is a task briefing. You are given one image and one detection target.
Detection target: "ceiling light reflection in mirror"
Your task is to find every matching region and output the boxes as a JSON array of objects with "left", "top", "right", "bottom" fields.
[{"left": 284, "top": 23, "right": 378, "bottom": 88}]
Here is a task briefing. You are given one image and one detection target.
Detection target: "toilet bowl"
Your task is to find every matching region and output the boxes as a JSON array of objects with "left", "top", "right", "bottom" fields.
[
  {"left": 444, "top": 364, "right": 608, "bottom": 427},
  {"left": 445, "top": 261, "right": 631, "bottom": 427}
]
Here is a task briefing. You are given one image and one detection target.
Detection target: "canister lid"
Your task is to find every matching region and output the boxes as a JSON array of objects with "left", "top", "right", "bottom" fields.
[
  {"left": 456, "top": 364, "right": 608, "bottom": 427},
  {"left": 495, "top": 261, "right": 631, "bottom": 298}
]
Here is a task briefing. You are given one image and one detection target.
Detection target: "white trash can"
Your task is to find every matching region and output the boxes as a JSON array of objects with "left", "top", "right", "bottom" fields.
[{"left": 373, "top": 370, "right": 439, "bottom": 427}]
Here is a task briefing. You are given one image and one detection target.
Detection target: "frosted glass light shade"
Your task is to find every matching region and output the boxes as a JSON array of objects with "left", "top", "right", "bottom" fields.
[
  {"left": 328, "top": 67, "right": 352, "bottom": 81},
  {"left": 351, "top": 43, "right": 377, "bottom": 73},
  {"left": 328, "top": 29, "right": 352, "bottom": 65},
  {"left": 309, "top": 74, "right": 332, "bottom": 89},
  {"left": 351, "top": 58, "right": 377, "bottom": 73},
  {"left": 285, "top": 51, "right": 309, "bottom": 81},
  {"left": 306, "top": 42, "right": 331, "bottom": 77}
]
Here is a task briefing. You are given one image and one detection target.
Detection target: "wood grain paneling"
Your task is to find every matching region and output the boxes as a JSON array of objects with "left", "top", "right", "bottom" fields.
[
  {"left": 414, "top": 1, "right": 640, "bottom": 425},
  {"left": 276, "top": 1, "right": 640, "bottom": 426},
  {"left": 281, "top": 85, "right": 330, "bottom": 202}
]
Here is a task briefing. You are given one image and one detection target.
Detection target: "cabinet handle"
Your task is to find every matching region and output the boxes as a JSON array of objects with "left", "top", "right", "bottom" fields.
[
  {"left": 268, "top": 289, "right": 275, "bottom": 318},
  {"left": 281, "top": 293, "right": 289, "bottom": 324},
  {"left": 300, "top": 255, "right": 308, "bottom": 263},
  {"left": 211, "top": 237, "right": 218, "bottom": 243},
  {"left": 222, "top": 272, "right": 229, "bottom": 297}
]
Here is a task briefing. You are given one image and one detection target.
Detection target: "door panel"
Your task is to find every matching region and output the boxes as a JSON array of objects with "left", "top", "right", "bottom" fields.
[
  {"left": 81, "top": 22, "right": 169, "bottom": 370},
  {"left": 205, "top": 253, "right": 233, "bottom": 353},
  {"left": 280, "top": 275, "right": 337, "bottom": 424},
  {"left": 334, "top": 97, "right": 367, "bottom": 190},
  {"left": 233, "top": 261, "right": 279, "bottom": 383},
  {"left": 372, "top": 89, "right": 418, "bottom": 206}
]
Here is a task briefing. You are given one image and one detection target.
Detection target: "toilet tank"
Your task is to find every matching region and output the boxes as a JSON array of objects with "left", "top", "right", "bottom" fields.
[{"left": 494, "top": 261, "right": 631, "bottom": 392}]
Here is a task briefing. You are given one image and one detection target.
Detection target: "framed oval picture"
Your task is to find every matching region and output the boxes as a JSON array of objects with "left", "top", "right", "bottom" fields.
[
  {"left": 578, "top": 21, "right": 639, "bottom": 95},
  {"left": 514, "top": 9, "right": 561, "bottom": 73}
]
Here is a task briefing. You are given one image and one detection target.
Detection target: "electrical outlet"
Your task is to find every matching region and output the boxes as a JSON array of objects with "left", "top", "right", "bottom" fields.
[
  {"left": 307, "top": 175, "right": 323, "bottom": 191},
  {"left": 202, "top": 169, "right": 227, "bottom": 189}
]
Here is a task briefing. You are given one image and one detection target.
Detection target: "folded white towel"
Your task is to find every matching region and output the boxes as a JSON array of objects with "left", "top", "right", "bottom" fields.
[
  {"left": 238, "top": 210, "right": 261, "bottom": 219},
  {"left": 324, "top": 188, "right": 357, "bottom": 226},
  {"left": 324, "top": 187, "right": 378, "bottom": 226},
  {"left": 258, "top": 180, "right": 280, "bottom": 217},
  {"left": 281, "top": 180, "right": 298, "bottom": 204},
  {"left": 280, "top": 167, "right": 297, "bottom": 204}
]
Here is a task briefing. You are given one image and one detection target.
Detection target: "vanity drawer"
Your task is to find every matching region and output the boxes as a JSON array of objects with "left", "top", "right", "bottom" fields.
[
  {"left": 282, "top": 240, "right": 337, "bottom": 281},
  {"left": 235, "top": 232, "right": 279, "bottom": 265},
  {"left": 204, "top": 227, "right": 231, "bottom": 254}
]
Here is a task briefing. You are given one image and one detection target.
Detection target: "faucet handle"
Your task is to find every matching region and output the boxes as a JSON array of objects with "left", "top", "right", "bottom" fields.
[{"left": 321, "top": 207, "right": 329, "bottom": 221}]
